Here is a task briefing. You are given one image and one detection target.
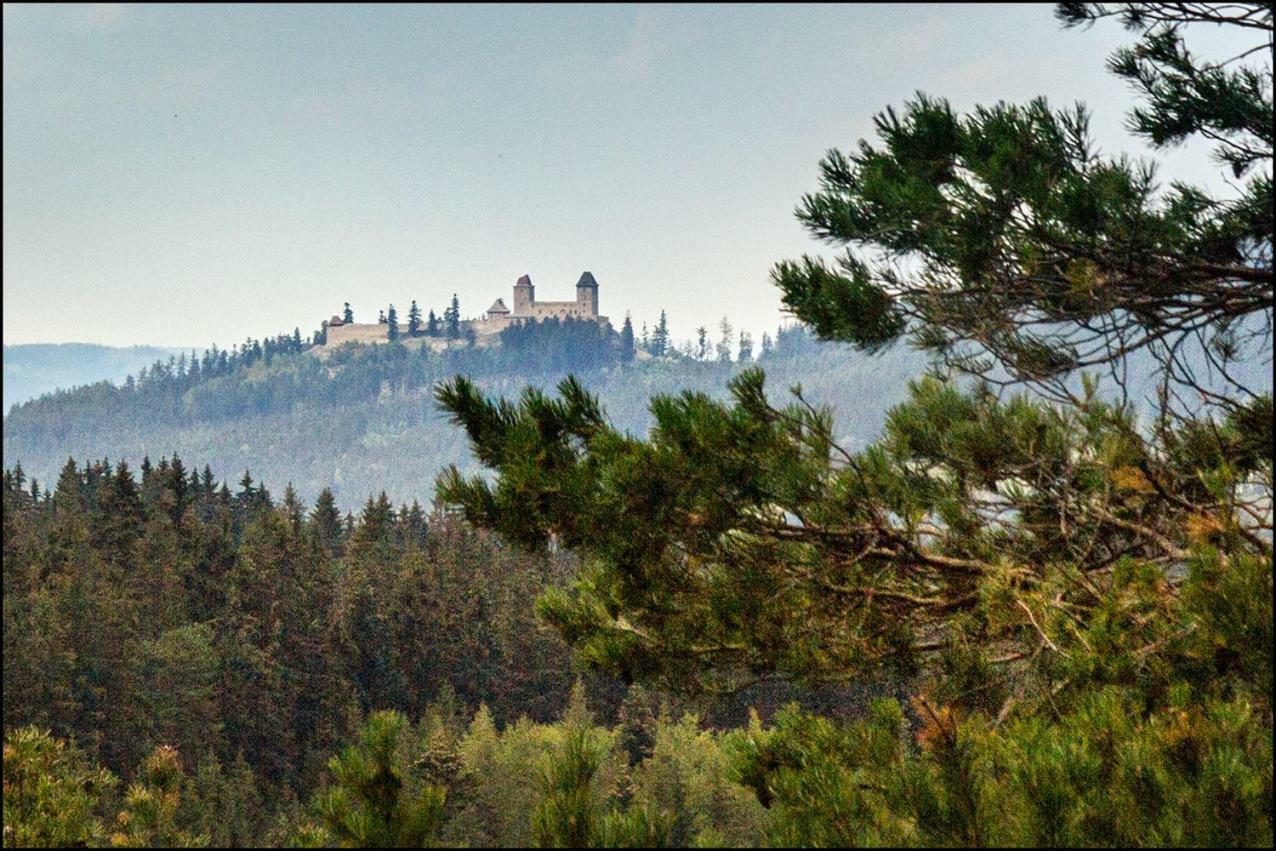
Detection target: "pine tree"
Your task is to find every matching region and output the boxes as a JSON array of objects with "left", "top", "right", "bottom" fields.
[
  {"left": 651, "top": 310, "right": 669, "bottom": 357},
  {"left": 771, "top": 3, "right": 1272, "bottom": 410},
  {"left": 620, "top": 313, "right": 636, "bottom": 363},
  {"left": 716, "top": 317, "right": 733, "bottom": 362},
  {"left": 343, "top": 303, "right": 354, "bottom": 324},
  {"left": 737, "top": 330, "right": 754, "bottom": 364},
  {"left": 695, "top": 326, "right": 709, "bottom": 361},
  {"left": 446, "top": 294, "right": 461, "bottom": 339},
  {"left": 2, "top": 727, "right": 116, "bottom": 848},
  {"left": 110, "top": 745, "right": 207, "bottom": 847},
  {"left": 408, "top": 300, "right": 423, "bottom": 337},
  {"left": 310, "top": 488, "right": 344, "bottom": 558},
  {"left": 427, "top": 309, "right": 441, "bottom": 337},
  {"left": 387, "top": 305, "right": 399, "bottom": 341},
  {"left": 315, "top": 711, "right": 446, "bottom": 848},
  {"left": 435, "top": 5, "right": 1274, "bottom": 844}
]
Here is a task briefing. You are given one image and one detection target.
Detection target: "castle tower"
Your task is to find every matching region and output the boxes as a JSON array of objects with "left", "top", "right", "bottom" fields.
[
  {"left": 512, "top": 274, "right": 534, "bottom": 314},
  {"left": 575, "top": 271, "right": 599, "bottom": 317}
]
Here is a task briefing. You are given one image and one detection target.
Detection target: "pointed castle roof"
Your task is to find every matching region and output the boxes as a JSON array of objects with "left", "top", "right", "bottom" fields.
[
  {"left": 576, "top": 271, "right": 598, "bottom": 288},
  {"left": 486, "top": 298, "right": 510, "bottom": 315},
  {"left": 515, "top": 274, "right": 533, "bottom": 287}
]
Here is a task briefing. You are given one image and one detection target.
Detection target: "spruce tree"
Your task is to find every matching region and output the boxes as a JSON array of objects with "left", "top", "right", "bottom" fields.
[
  {"left": 716, "top": 317, "right": 733, "bottom": 362},
  {"left": 408, "top": 300, "right": 423, "bottom": 337},
  {"left": 310, "top": 487, "right": 344, "bottom": 558},
  {"left": 427, "top": 309, "right": 440, "bottom": 337},
  {"left": 652, "top": 310, "right": 670, "bottom": 357},
  {"left": 387, "top": 305, "right": 399, "bottom": 341},
  {"left": 343, "top": 303, "right": 354, "bottom": 324},
  {"left": 446, "top": 294, "right": 461, "bottom": 339},
  {"left": 620, "top": 313, "right": 636, "bottom": 363}
]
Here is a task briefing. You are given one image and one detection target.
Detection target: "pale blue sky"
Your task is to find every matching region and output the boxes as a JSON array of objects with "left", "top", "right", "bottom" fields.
[{"left": 2, "top": 3, "right": 1252, "bottom": 348}]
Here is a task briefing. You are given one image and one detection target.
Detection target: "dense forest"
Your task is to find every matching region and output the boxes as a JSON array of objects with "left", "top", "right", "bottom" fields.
[
  {"left": 0, "top": 454, "right": 891, "bottom": 846},
  {"left": 4, "top": 2, "right": 1273, "bottom": 847}
]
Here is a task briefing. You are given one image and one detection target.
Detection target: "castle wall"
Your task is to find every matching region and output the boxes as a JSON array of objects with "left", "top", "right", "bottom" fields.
[
  {"left": 325, "top": 323, "right": 388, "bottom": 346},
  {"left": 519, "top": 301, "right": 592, "bottom": 319}
]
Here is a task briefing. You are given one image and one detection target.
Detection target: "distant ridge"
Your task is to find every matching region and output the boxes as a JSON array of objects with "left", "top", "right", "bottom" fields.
[{"left": 3, "top": 343, "right": 192, "bottom": 413}]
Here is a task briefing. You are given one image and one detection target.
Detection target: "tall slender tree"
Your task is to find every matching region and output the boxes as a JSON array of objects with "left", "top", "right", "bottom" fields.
[
  {"left": 387, "top": 305, "right": 400, "bottom": 341},
  {"left": 407, "top": 300, "right": 423, "bottom": 337},
  {"left": 651, "top": 310, "right": 670, "bottom": 357},
  {"left": 620, "top": 314, "right": 636, "bottom": 363},
  {"left": 445, "top": 295, "right": 461, "bottom": 339}
]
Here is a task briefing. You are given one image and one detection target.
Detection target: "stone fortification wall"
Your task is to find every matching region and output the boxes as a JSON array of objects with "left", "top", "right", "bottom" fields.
[
  {"left": 522, "top": 301, "right": 592, "bottom": 318},
  {"left": 325, "top": 323, "right": 388, "bottom": 346}
]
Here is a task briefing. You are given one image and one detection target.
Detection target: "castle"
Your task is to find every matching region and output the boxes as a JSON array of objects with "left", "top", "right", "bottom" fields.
[{"left": 322, "top": 272, "right": 608, "bottom": 348}]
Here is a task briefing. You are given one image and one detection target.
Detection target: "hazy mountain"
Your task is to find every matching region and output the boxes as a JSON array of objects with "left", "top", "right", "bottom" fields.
[
  {"left": 3, "top": 343, "right": 192, "bottom": 413},
  {"left": 1, "top": 326, "right": 932, "bottom": 510}
]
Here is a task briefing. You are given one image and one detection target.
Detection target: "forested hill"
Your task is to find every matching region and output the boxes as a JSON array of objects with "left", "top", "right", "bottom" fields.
[
  {"left": 2, "top": 321, "right": 931, "bottom": 510},
  {"left": 3, "top": 343, "right": 192, "bottom": 412}
]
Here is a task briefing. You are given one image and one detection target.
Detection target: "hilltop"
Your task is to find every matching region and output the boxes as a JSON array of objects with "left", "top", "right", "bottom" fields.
[{"left": 2, "top": 322, "right": 930, "bottom": 510}]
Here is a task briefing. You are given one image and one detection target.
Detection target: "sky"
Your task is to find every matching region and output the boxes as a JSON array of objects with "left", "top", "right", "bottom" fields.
[{"left": 2, "top": 3, "right": 1258, "bottom": 349}]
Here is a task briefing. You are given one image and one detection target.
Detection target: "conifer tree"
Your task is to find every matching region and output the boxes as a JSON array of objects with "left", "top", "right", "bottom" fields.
[
  {"left": 620, "top": 313, "right": 636, "bottom": 363},
  {"left": 427, "top": 309, "right": 441, "bottom": 337},
  {"left": 716, "top": 318, "right": 733, "bottom": 362},
  {"left": 771, "top": 2, "right": 1272, "bottom": 411},
  {"left": 435, "top": 7, "right": 1274, "bottom": 845},
  {"left": 343, "top": 303, "right": 354, "bottom": 324},
  {"left": 310, "top": 488, "right": 344, "bottom": 558},
  {"left": 110, "top": 746, "right": 207, "bottom": 847},
  {"left": 651, "top": 310, "right": 670, "bottom": 357},
  {"left": 2, "top": 727, "right": 116, "bottom": 848},
  {"left": 314, "top": 710, "right": 446, "bottom": 848},
  {"left": 408, "top": 300, "right": 423, "bottom": 337},
  {"left": 759, "top": 331, "right": 774, "bottom": 359},
  {"left": 446, "top": 295, "right": 462, "bottom": 339},
  {"left": 387, "top": 305, "right": 399, "bottom": 341},
  {"left": 695, "top": 326, "right": 709, "bottom": 361}
]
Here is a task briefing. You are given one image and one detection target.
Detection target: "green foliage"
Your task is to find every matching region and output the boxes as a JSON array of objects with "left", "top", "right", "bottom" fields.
[
  {"left": 630, "top": 714, "right": 765, "bottom": 847},
  {"left": 110, "top": 745, "right": 208, "bottom": 847},
  {"left": 2, "top": 453, "right": 620, "bottom": 846},
  {"left": 407, "top": 301, "right": 422, "bottom": 338},
  {"left": 2, "top": 726, "right": 116, "bottom": 847},
  {"left": 773, "top": 4, "right": 1272, "bottom": 404},
  {"left": 445, "top": 295, "right": 461, "bottom": 339},
  {"left": 314, "top": 711, "right": 446, "bottom": 848},
  {"left": 386, "top": 306, "right": 399, "bottom": 342}
]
